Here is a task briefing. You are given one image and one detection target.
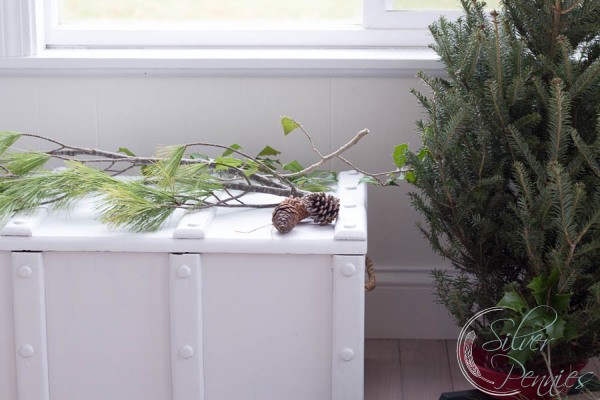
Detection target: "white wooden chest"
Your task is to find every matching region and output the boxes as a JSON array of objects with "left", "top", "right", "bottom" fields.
[{"left": 0, "top": 171, "right": 367, "bottom": 400}]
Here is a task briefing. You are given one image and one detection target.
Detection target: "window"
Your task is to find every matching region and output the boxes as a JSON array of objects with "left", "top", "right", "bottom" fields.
[
  {"left": 40, "top": 0, "right": 501, "bottom": 48},
  {"left": 0, "top": 0, "right": 501, "bottom": 73}
]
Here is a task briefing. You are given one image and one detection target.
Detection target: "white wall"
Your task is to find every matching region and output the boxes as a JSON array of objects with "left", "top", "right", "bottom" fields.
[{"left": 0, "top": 76, "right": 457, "bottom": 338}]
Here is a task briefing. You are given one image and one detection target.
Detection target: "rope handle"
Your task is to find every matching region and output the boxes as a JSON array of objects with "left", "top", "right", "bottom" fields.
[{"left": 365, "top": 256, "right": 376, "bottom": 292}]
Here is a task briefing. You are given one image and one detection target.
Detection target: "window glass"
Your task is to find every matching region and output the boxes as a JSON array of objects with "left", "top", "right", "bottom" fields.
[
  {"left": 58, "top": 0, "right": 363, "bottom": 26},
  {"left": 391, "top": 0, "right": 501, "bottom": 10}
]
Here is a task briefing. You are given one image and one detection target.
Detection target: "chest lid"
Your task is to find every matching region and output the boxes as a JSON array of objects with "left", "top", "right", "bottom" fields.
[{"left": 0, "top": 171, "right": 366, "bottom": 254}]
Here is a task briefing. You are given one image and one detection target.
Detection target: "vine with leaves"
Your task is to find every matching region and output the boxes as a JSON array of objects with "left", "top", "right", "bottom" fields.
[{"left": 0, "top": 116, "right": 402, "bottom": 232}]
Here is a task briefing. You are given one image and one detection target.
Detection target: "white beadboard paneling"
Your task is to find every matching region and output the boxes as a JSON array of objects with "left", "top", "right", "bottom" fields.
[
  {"left": 241, "top": 77, "right": 331, "bottom": 166},
  {"left": 0, "top": 252, "right": 17, "bottom": 400},
  {"left": 202, "top": 254, "right": 332, "bottom": 400},
  {"left": 97, "top": 77, "right": 186, "bottom": 156},
  {"left": 181, "top": 77, "right": 243, "bottom": 157},
  {"left": 38, "top": 78, "right": 98, "bottom": 149},
  {"left": 365, "top": 266, "right": 460, "bottom": 339},
  {"left": 43, "top": 252, "right": 172, "bottom": 400},
  {"left": 331, "top": 77, "right": 421, "bottom": 171},
  {"left": 0, "top": 77, "right": 42, "bottom": 151},
  {"left": 368, "top": 184, "right": 445, "bottom": 266},
  {"left": 331, "top": 77, "right": 442, "bottom": 267},
  {"left": 0, "top": 78, "right": 39, "bottom": 133}
]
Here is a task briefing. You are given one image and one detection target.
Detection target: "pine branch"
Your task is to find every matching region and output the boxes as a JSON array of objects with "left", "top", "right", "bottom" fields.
[{"left": 0, "top": 120, "right": 378, "bottom": 232}]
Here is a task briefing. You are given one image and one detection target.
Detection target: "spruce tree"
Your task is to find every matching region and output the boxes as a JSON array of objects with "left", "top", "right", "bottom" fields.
[{"left": 405, "top": 0, "right": 600, "bottom": 369}]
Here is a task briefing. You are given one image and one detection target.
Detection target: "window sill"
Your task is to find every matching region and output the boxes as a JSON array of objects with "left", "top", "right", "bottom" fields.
[{"left": 0, "top": 47, "right": 442, "bottom": 77}]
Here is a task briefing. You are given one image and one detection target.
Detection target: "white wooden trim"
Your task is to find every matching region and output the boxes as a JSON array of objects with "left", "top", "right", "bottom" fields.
[
  {"left": 11, "top": 252, "right": 49, "bottom": 400},
  {"left": 0, "top": 47, "right": 443, "bottom": 77},
  {"left": 334, "top": 171, "right": 367, "bottom": 241},
  {"left": 332, "top": 255, "right": 365, "bottom": 400},
  {"left": 374, "top": 265, "right": 459, "bottom": 288},
  {"left": 0, "top": 0, "right": 43, "bottom": 56},
  {"left": 173, "top": 209, "right": 216, "bottom": 239},
  {"left": 169, "top": 254, "right": 204, "bottom": 400},
  {"left": 1, "top": 208, "right": 48, "bottom": 237}
]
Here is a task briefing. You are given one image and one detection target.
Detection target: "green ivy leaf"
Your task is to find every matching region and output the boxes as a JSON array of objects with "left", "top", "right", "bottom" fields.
[
  {"left": 393, "top": 144, "right": 409, "bottom": 168},
  {"left": 406, "top": 171, "right": 417, "bottom": 184},
  {"left": 300, "top": 183, "right": 333, "bottom": 192},
  {"left": 360, "top": 176, "right": 380, "bottom": 185},
  {"left": 498, "top": 290, "right": 528, "bottom": 313},
  {"left": 527, "top": 274, "right": 546, "bottom": 293},
  {"left": 189, "top": 153, "right": 209, "bottom": 160},
  {"left": 281, "top": 116, "right": 300, "bottom": 136},
  {"left": 214, "top": 156, "right": 244, "bottom": 171},
  {"left": 257, "top": 145, "right": 281, "bottom": 157},
  {"left": 527, "top": 269, "right": 561, "bottom": 306},
  {"left": 283, "top": 160, "right": 304, "bottom": 173},
  {"left": 417, "top": 147, "right": 429, "bottom": 161},
  {"left": 117, "top": 147, "right": 136, "bottom": 157},
  {"left": 551, "top": 293, "right": 571, "bottom": 314},
  {"left": 545, "top": 316, "right": 566, "bottom": 341},
  {"left": 242, "top": 160, "right": 259, "bottom": 177},
  {"left": 222, "top": 144, "right": 242, "bottom": 157},
  {"left": 507, "top": 347, "right": 534, "bottom": 369}
]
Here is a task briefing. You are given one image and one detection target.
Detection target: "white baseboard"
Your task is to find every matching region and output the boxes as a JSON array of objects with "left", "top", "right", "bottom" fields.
[{"left": 365, "top": 265, "right": 461, "bottom": 340}]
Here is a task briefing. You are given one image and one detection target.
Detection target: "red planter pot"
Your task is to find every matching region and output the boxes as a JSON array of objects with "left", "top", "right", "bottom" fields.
[{"left": 459, "top": 344, "right": 587, "bottom": 400}]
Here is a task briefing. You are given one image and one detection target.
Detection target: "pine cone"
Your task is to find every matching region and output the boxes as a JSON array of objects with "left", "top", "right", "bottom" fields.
[
  {"left": 302, "top": 193, "right": 340, "bottom": 225},
  {"left": 272, "top": 197, "right": 309, "bottom": 234}
]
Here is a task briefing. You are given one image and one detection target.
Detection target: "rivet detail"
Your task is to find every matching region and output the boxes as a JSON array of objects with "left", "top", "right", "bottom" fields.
[
  {"left": 187, "top": 222, "right": 200, "bottom": 228},
  {"left": 179, "top": 345, "right": 194, "bottom": 359},
  {"left": 342, "top": 264, "right": 356, "bottom": 277},
  {"left": 345, "top": 185, "right": 358, "bottom": 190},
  {"left": 340, "top": 348, "right": 355, "bottom": 361},
  {"left": 344, "top": 203, "right": 357, "bottom": 208},
  {"left": 19, "top": 344, "right": 34, "bottom": 358},
  {"left": 344, "top": 223, "right": 356, "bottom": 229},
  {"left": 177, "top": 265, "right": 192, "bottom": 279},
  {"left": 13, "top": 219, "right": 25, "bottom": 225},
  {"left": 17, "top": 266, "right": 32, "bottom": 279}
]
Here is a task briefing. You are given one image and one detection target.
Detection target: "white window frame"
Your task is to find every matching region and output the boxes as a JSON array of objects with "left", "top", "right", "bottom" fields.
[
  {"left": 40, "top": 0, "right": 460, "bottom": 49},
  {"left": 364, "top": 0, "right": 462, "bottom": 29},
  {"left": 0, "top": 0, "right": 44, "bottom": 57},
  {"left": 0, "top": 0, "right": 455, "bottom": 75}
]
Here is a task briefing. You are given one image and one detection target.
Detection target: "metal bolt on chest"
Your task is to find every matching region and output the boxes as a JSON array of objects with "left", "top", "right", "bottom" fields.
[{"left": 0, "top": 171, "right": 367, "bottom": 400}]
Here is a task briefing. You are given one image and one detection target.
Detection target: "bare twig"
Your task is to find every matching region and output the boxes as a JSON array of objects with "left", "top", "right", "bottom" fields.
[
  {"left": 5, "top": 125, "right": 390, "bottom": 215},
  {"left": 282, "top": 129, "right": 370, "bottom": 178},
  {"left": 219, "top": 181, "right": 308, "bottom": 197},
  {"left": 292, "top": 118, "right": 324, "bottom": 159},
  {"left": 338, "top": 155, "right": 412, "bottom": 185}
]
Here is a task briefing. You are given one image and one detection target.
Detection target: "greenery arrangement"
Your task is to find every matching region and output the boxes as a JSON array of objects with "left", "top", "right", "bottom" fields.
[
  {"left": 2, "top": 0, "right": 599, "bottom": 395},
  {"left": 0, "top": 117, "right": 388, "bottom": 232},
  {"left": 388, "top": 0, "right": 600, "bottom": 381}
]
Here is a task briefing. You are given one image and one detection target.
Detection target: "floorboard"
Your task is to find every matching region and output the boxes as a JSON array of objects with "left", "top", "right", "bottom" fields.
[
  {"left": 445, "top": 340, "right": 472, "bottom": 391},
  {"left": 398, "top": 339, "right": 453, "bottom": 400},
  {"left": 364, "top": 339, "right": 403, "bottom": 400},
  {"left": 364, "top": 340, "right": 600, "bottom": 400}
]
